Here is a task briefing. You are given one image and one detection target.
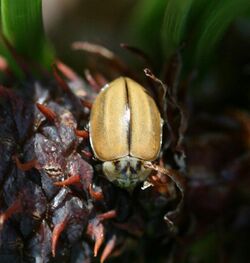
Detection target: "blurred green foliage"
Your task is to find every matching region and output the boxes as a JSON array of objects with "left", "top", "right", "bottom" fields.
[
  {"left": 130, "top": 0, "right": 250, "bottom": 71},
  {"left": 0, "top": 0, "right": 54, "bottom": 77},
  {"left": 186, "top": 231, "right": 220, "bottom": 263}
]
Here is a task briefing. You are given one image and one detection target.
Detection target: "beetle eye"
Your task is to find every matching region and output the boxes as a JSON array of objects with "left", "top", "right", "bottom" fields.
[
  {"left": 102, "top": 157, "right": 152, "bottom": 189},
  {"left": 103, "top": 161, "right": 120, "bottom": 182},
  {"left": 113, "top": 160, "right": 120, "bottom": 171}
]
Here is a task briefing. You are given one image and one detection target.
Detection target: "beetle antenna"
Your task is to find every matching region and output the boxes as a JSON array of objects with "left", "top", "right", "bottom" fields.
[{"left": 144, "top": 68, "right": 167, "bottom": 99}]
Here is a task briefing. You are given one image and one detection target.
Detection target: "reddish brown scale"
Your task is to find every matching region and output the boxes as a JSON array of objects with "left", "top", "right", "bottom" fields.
[
  {"left": 2, "top": 33, "right": 51, "bottom": 77},
  {"left": 53, "top": 174, "right": 81, "bottom": 187},
  {"left": 97, "top": 210, "right": 117, "bottom": 221},
  {"left": 87, "top": 219, "right": 105, "bottom": 257},
  {"left": 80, "top": 98, "right": 93, "bottom": 110},
  {"left": 0, "top": 33, "right": 29, "bottom": 74},
  {"left": 0, "top": 56, "right": 12, "bottom": 77},
  {"left": 51, "top": 216, "right": 69, "bottom": 257},
  {"left": 93, "top": 72, "right": 108, "bottom": 87},
  {"left": 88, "top": 184, "right": 104, "bottom": 201},
  {"left": 72, "top": 42, "right": 115, "bottom": 61},
  {"left": 35, "top": 220, "right": 52, "bottom": 261},
  {"left": 0, "top": 56, "right": 8, "bottom": 71},
  {"left": 56, "top": 60, "right": 79, "bottom": 82},
  {"left": 84, "top": 69, "right": 102, "bottom": 92},
  {"left": 13, "top": 155, "right": 39, "bottom": 171},
  {"left": 53, "top": 64, "right": 86, "bottom": 111},
  {"left": 100, "top": 235, "right": 117, "bottom": 263},
  {"left": 52, "top": 64, "right": 71, "bottom": 93},
  {"left": 72, "top": 41, "right": 131, "bottom": 77},
  {"left": 81, "top": 149, "right": 93, "bottom": 159},
  {"left": 75, "top": 129, "right": 89, "bottom": 139},
  {"left": 34, "top": 101, "right": 94, "bottom": 192},
  {"left": 0, "top": 199, "right": 22, "bottom": 229},
  {"left": 36, "top": 103, "right": 57, "bottom": 122}
]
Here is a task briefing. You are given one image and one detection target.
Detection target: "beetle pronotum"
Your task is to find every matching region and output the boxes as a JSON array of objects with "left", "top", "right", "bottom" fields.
[{"left": 89, "top": 77, "right": 163, "bottom": 190}]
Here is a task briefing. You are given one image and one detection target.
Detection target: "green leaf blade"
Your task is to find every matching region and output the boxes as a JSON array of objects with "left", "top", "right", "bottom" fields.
[
  {"left": 161, "top": 0, "right": 195, "bottom": 60},
  {"left": 1, "top": 0, "right": 54, "bottom": 70},
  {"left": 193, "top": 0, "right": 250, "bottom": 65}
]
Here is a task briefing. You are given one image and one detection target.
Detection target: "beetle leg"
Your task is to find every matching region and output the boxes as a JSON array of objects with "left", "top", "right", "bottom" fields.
[
  {"left": 144, "top": 162, "right": 185, "bottom": 232},
  {"left": 0, "top": 199, "right": 22, "bottom": 230},
  {"left": 13, "top": 155, "right": 39, "bottom": 171},
  {"left": 51, "top": 216, "right": 69, "bottom": 257},
  {"left": 89, "top": 184, "right": 104, "bottom": 201},
  {"left": 87, "top": 218, "right": 105, "bottom": 257},
  {"left": 36, "top": 103, "right": 57, "bottom": 122},
  {"left": 100, "top": 235, "right": 117, "bottom": 263},
  {"left": 54, "top": 174, "right": 81, "bottom": 187},
  {"left": 97, "top": 210, "right": 117, "bottom": 221},
  {"left": 74, "top": 129, "right": 89, "bottom": 139}
]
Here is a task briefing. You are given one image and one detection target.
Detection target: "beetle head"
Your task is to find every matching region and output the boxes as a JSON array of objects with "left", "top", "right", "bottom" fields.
[{"left": 102, "top": 156, "right": 151, "bottom": 190}]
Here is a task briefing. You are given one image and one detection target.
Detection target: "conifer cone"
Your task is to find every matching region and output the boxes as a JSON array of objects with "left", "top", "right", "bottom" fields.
[
  {"left": 0, "top": 45, "right": 249, "bottom": 262},
  {"left": 0, "top": 50, "right": 186, "bottom": 263}
]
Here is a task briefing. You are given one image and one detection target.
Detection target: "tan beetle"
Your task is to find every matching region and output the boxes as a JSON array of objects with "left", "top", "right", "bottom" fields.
[{"left": 89, "top": 77, "right": 163, "bottom": 190}]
